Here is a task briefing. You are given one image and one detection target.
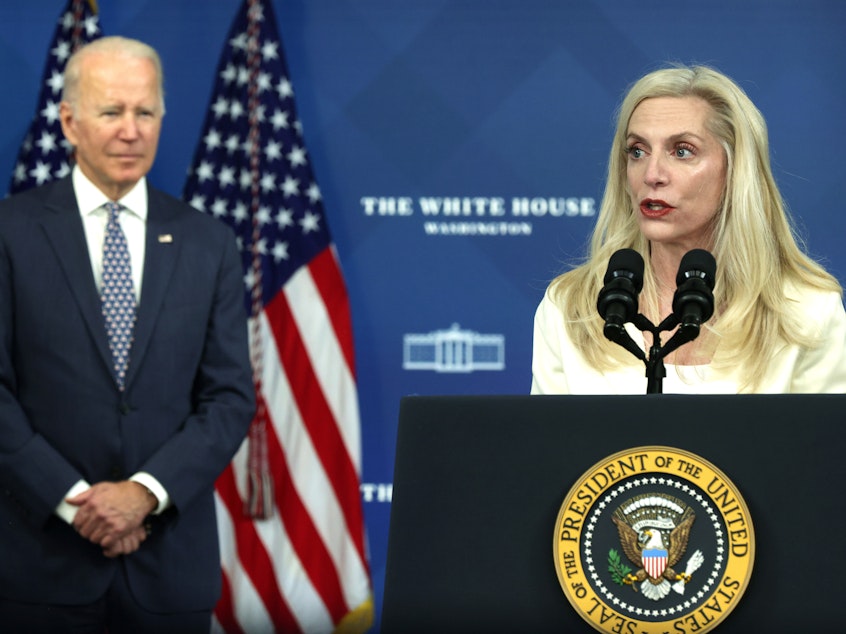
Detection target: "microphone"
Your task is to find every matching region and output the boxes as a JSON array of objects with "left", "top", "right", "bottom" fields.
[
  {"left": 672, "top": 249, "right": 716, "bottom": 338},
  {"left": 597, "top": 249, "right": 644, "bottom": 342}
]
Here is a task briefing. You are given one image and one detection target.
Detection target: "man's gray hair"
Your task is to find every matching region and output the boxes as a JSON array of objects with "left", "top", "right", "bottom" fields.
[{"left": 62, "top": 36, "right": 165, "bottom": 113}]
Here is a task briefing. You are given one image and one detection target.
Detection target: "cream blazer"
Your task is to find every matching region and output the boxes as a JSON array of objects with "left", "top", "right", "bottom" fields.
[{"left": 531, "top": 283, "right": 846, "bottom": 395}]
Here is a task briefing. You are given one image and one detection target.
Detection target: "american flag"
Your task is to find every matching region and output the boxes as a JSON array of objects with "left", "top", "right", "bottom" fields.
[
  {"left": 182, "top": 1, "right": 373, "bottom": 632},
  {"left": 8, "top": 0, "right": 100, "bottom": 196}
]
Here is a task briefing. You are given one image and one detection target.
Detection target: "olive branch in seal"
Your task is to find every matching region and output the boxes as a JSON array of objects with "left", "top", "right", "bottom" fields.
[{"left": 608, "top": 548, "right": 632, "bottom": 586}]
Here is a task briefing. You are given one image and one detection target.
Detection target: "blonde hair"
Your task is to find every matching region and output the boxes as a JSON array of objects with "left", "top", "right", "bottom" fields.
[
  {"left": 549, "top": 64, "right": 840, "bottom": 391},
  {"left": 62, "top": 36, "right": 165, "bottom": 114}
]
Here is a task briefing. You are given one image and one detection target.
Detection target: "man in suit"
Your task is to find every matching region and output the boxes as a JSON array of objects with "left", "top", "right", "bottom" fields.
[{"left": 0, "top": 36, "right": 255, "bottom": 632}]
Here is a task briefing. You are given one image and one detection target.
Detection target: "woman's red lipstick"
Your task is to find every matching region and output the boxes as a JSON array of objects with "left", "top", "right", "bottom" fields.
[{"left": 640, "top": 199, "right": 674, "bottom": 218}]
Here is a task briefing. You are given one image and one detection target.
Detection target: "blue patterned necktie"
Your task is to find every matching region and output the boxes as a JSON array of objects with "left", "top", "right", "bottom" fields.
[{"left": 101, "top": 202, "right": 136, "bottom": 390}]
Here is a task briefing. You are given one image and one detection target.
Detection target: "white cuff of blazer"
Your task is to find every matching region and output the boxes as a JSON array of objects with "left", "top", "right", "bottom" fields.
[{"left": 55, "top": 472, "right": 171, "bottom": 524}]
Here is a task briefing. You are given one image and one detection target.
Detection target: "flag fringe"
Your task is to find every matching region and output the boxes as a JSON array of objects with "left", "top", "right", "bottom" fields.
[{"left": 246, "top": 465, "right": 274, "bottom": 520}]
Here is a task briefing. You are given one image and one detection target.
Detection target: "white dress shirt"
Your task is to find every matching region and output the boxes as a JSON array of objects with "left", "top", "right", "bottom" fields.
[
  {"left": 55, "top": 167, "right": 170, "bottom": 523},
  {"left": 74, "top": 165, "right": 147, "bottom": 301}
]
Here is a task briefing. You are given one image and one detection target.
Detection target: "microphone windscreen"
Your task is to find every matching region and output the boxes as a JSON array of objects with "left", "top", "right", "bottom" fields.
[
  {"left": 675, "top": 249, "right": 716, "bottom": 289},
  {"left": 604, "top": 248, "right": 645, "bottom": 291}
]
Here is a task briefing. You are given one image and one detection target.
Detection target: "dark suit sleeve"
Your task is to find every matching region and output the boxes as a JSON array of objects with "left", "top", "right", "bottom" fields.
[{"left": 0, "top": 212, "right": 87, "bottom": 525}]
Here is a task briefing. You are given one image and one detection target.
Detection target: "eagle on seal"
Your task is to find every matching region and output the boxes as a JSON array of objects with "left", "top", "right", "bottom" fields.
[{"left": 612, "top": 497, "right": 697, "bottom": 601}]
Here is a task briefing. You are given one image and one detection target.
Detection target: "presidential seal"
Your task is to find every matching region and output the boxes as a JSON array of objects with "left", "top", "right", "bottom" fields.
[{"left": 553, "top": 446, "right": 754, "bottom": 633}]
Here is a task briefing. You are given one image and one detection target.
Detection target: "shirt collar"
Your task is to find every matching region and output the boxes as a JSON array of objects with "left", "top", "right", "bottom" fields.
[{"left": 72, "top": 165, "right": 149, "bottom": 221}]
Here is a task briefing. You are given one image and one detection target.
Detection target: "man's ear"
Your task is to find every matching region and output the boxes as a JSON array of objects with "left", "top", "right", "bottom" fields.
[{"left": 59, "top": 101, "right": 78, "bottom": 146}]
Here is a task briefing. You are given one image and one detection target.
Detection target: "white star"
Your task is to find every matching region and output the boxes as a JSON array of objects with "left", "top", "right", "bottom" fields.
[
  {"left": 229, "top": 100, "right": 245, "bottom": 120},
  {"left": 260, "top": 172, "right": 277, "bottom": 193},
  {"left": 36, "top": 131, "right": 57, "bottom": 154},
  {"left": 248, "top": 3, "right": 265, "bottom": 23},
  {"left": 232, "top": 201, "right": 249, "bottom": 224},
  {"left": 61, "top": 12, "right": 75, "bottom": 30},
  {"left": 220, "top": 63, "right": 237, "bottom": 84},
  {"left": 46, "top": 70, "right": 64, "bottom": 94},
  {"left": 196, "top": 161, "right": 215, "bottom": 182},
  {"left": 300, "top": 211, "right": 320, "bottom": 233},
  {"left": 281, "top": 176, "right": 299, "bottom": 197},
  {"left": 277, "top": 78, "right": 293, "bottom": 99},
  {"left": 54, "top": 162, "right": 71, "bottom": 179},
  {"left": 30, "top": 162, "right": 52, "bottom": 185},
  {"left": 261, "top": 40, "right": 279, "bottom": 61},
  {"left": 218, "top": 166, "right": 236, "bottom": 188},
  {"left": 236, "top": 66, "right": 250, "bottom": 87},
  {"left": 270, "top": 109, "right": 289, "bottom": 130},
  {"left": 272, "top": 242, "right": 289, "bottom": 261},
  {"left": 189, "top": 194, "right": 206, "bottom": 211},
  {"left": 203, "top": 128, "right": 221, "bottom": 152},
  {"left": 306, "top": 183, "right": 321, "bottom": 203},
  {"left": 254, "top": 237, "right": 267, "bottom": 255},
  {"left": 256, "top": 205, "right": 272, "bottom": 226},
  {"left": 239, "top": 169, "right": 252, "bottom": 190},
  {"left": 211, "top": 199, "right": 228, "bottom": 218},
  {"left": 225, "top": 134, "right": 240, "bottom": 154},
  {"left": 204, "top": 128, "right": 222, "bottom": 151},
  {"left": 212, "top": 97, "right": 229, "bottom": 118},
  {"left": 84, "top": 16, "right": 99, "bottom": 37},
  {"left": 287, "top": 145, "right": 306, "bottom": 167},
  {"left": 276, "top": 208, "right": 294, "bottom": 228},
  {"left": 13, "top": 163, "right": 26, "bottom": 183},
  {"left": 257, "top": 72, "right": 272, "bottom": 93},
  {"left": 243, "top": 267, "right": 255, "bottom": 290},
  {"left": 52, "top": 39, "right": 71, "bottom": 63},
  {"left": 264, "top": 140, "right": 283, "bottom": 162},
  {"left": 41, "top": 101, "right": 60, "bottom": 124},
  {"left": 230, "top": 32, "right": 248, "bottom": 51}
]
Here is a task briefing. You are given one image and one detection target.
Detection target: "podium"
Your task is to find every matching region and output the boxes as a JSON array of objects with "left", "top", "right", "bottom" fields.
[{"left": 381, "top": 394, "right": 846, "bottom": 633}]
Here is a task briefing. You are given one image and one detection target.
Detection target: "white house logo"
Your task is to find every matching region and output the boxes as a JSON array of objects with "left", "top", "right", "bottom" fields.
[
  {"left": 360, "top": 195, "right": 596, "bottom": 237},
  {"left": 553, "top": 447, "right": 754, "bottom": 633},
  {"left": 402, "top": 323, "right": 504, "bottom": 373}
]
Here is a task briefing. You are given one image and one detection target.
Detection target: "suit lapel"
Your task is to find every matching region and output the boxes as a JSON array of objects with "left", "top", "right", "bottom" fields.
[
  {"left": 125, "top": 185, "right": 181, "bottom": 388},
  {"left": 35, "top": 180, "right": 185, "bottom": 391},
  {"left": 37, "top": 178, "right": 114, "bottom": 377}
]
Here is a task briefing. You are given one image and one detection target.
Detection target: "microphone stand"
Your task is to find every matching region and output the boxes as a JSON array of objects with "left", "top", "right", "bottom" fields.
[
  {"left": 630, "top": 313, "right": 703, "bottom": 394},
  {"left": 599, "top": 248, "right": 715, "bottom": 394}
]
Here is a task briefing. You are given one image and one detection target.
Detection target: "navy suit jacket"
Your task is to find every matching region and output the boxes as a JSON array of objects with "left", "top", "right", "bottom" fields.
[{"left": 0, "top": 176, "right": 254, "bottom": 611}]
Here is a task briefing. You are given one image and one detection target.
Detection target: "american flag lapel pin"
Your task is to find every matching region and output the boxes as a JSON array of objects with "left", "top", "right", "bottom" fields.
[{"left": 158, "top": 234, "right": 173, "bottom": 243}]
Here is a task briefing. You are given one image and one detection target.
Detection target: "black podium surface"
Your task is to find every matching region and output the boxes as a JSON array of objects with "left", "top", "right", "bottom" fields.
[{"left": 381, "top": 394, "right": 846, "bottom": 633}]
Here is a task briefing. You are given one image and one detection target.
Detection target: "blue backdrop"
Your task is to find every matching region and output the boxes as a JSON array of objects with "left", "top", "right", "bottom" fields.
[{"left": 2, "top": 1, "right": 844, "bottom": 629}]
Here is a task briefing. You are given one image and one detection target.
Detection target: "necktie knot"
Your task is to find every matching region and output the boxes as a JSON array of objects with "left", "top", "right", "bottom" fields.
[
  {"left": 106, "top": 201, "right": 122, "bottom": 225},
  {"left": 101, "top": 201, "right": 136, "bottom": 390}
]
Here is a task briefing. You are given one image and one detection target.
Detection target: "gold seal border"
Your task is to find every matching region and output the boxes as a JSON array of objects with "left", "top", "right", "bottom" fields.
[{"left": 553, "top": 445, "right": 755, "bottom": 634}]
